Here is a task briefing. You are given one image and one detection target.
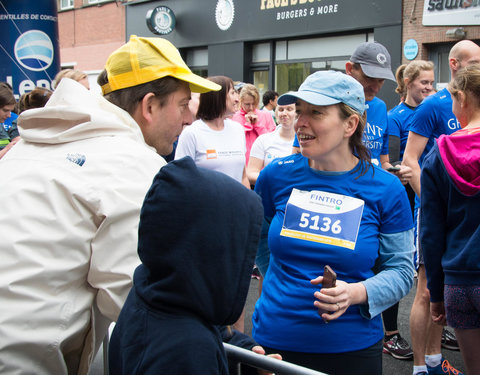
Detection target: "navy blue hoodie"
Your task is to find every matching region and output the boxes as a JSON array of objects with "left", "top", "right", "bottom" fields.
[
  {"left": 109, "top": 157, "right": 263, "bottom": 374},
  {"left": 421, "top": 130, "right": 480, "bottom": 302}
]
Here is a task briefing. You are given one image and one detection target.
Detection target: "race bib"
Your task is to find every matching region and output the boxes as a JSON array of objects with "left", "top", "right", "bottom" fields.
[{"left": 280, "top": 188, "right": 364, "bottom": 250}]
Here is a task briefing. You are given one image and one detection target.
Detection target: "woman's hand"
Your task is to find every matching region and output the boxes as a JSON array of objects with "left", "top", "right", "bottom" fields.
[
  {"left": 251, "top": 346, "right": 282, "bottom": 375},
  {"left": 430, "top": 301, "right": 446, "bottom": 326},
  {"left": 310, "top": 276, "right": 367, "bottom": 322},
  {"left": 245, "top": 112, "right": 258, "bottom": 124}
]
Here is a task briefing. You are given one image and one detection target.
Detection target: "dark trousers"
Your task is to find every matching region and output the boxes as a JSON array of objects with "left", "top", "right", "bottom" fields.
[{"left": 262, "top": 339, "right": 383, "bottom": 375}]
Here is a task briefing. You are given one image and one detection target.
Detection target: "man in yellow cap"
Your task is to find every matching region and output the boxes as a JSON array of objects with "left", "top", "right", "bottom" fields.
[{"left": 0, "top": 35, "right": 219, "bottom": 375}]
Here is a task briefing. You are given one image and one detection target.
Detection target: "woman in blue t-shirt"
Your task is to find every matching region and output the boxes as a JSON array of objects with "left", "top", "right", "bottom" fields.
[
  {"left": 253, "top": 70, "right": 414, "bottom": 375},
  {"left": 382, "top": 60, "right": 435, "bottom": 359},
  {"left": 389, "top": 60, "right": 435, "bottom": 166}
]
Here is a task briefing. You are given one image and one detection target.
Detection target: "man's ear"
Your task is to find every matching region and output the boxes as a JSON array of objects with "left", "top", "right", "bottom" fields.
[
  {"left": 139, "top": 93, "right": 157, "bottom": 126},
  {"left": 345, "top": 61, "right": 354, "bottom": 76},
  {"left": 131, "top": 92, "right": 157, "bottom": 130},
  {"left": 449, "top": 57, "right": 459, "bottom": 74}
]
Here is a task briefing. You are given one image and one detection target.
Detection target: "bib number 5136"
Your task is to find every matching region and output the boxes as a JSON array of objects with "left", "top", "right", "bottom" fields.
[{"left": 298, "top": 213, "right": 342, "bottom": 234}]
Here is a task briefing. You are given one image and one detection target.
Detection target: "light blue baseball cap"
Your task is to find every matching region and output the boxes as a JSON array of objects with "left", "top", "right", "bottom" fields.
[{"left": 277, "top": 70, "right": 365, "bottom": 114}]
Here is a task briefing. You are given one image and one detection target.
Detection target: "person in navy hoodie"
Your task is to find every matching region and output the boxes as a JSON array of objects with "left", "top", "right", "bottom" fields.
[
  {"left": 421, "top": 64, "right": 480, "bottom": 375},
  {"left": 403, "top": 40, "right": 480, "bottom": 375},
  {"left": 108, "top": 156, "right": 264, "bottom": 375}
]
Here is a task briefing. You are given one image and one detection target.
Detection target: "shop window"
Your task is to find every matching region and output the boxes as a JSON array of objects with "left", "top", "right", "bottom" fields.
[
  {"left": 429, "top": 43, "right": 454, "bottom": 90},
  {"left": 285, "top": 34, "right": 368, "bottom": 60},
  {"left": 273, "top": 33, "right": 370, "bottom": 94},
  {"left": 59, "top": 0, "right": 74, "bottom": 10},
  {"left": 252, "top": 43, "right": 270, "bottom": 63},
  {"left": 253, "top": 70, "right": 269, "bottom": 105},
  {"left": 186, "top": 48, "right": 208, "bottom": 77},
  {"left": 275, "top": 59, "right": 348, "bottom": 94},
  {"left": 191, "top": 68, "right": 208, "bottom": 78}
]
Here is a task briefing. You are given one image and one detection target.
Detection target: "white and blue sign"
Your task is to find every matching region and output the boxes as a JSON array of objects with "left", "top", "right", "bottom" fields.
[
  {"left": 146, "top": 6, "right": 176, "bottom": 35},
  {"left": 281, "top": 189, "right": 364, "bottom": 250},
  {"left": 14, "top": 30, "right": 54, "bottom": 71},
  {"left": 0, "top": 0, "right": 60, "bottom": 98},
  {"left": 403, "top": 39, "right": 419, "bottom": 61}
]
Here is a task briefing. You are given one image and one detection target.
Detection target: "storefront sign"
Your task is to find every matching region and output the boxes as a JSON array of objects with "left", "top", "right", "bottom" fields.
[
  {"left": 404, "top": 39, "right": 419, "bottom": 60},
  {"left": 146, "top": 6, "right": 176, "bottom": 35},
  {"left": 260, "top": 0, "right": 339, "bottom": 21},
  {"left": 126, "top": 0, "right": 400, "bottom": 48},
  {"left": 423, "top": 0, "right": 480, "bottom": 25},
  {"left": 216, "top": 0, "right": 235, "bottom": 30},
  {"left": 0, "top": 0, "right": 60, "bottom": 98}
]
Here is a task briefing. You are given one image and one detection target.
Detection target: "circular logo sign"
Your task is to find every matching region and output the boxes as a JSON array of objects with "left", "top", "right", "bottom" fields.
[
  {"left": 14, "top": 30, "right": 54, "bottom": 72},
  {"left": 404, "top": 39, "right": 419, "bottom": 61},
  {"left": 146, "top": 6, "right": 176, "bottom": 35},
  {"left": 216, "top": 0, "right": 235, "bottom": 31},
  {"left": 376, "top": 53, "right": 387, "bottom": 65}
]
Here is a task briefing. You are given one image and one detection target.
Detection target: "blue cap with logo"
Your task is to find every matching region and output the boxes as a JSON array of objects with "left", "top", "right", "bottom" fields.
[{"left": 277, "top": 70, "right": 365, "bottom": 114}]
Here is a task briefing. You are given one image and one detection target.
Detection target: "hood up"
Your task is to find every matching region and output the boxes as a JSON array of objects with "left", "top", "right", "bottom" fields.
[
  {"left": 437, "top": 130, "right": 480, "bottom": 196},
  {"left": 17, "top": 78, "right": 146, "bottom": 146},
  {"left": 134, "top": 156, "right": 263, "bottom": 325}
]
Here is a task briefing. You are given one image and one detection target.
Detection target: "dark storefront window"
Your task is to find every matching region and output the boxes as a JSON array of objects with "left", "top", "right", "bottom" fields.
[
  {"left": 271, "top": 33, "right": 370, "bottom": 95},
  {"left": 275, "top": 58, "right": 349, "bottom": 93}
]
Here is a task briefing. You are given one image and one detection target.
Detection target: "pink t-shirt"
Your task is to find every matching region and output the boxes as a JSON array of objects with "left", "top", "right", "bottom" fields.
[{"left": 231, "top": 108, "right": 276, "bottom": 163}]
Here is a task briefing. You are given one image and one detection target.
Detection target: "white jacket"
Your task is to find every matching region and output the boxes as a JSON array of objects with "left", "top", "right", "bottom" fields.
[{"left": 0, "top": 79, "right": 165, "bottom": 375}]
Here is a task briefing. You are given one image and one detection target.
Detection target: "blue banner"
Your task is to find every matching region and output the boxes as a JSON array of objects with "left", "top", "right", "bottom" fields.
[{"left": 0, "top": 0, "right": 60, "bottom": 98}]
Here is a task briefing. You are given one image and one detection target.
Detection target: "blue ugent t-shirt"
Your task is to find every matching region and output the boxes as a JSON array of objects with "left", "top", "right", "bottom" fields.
[
  {"left": 409, "top": 88, "right": 460, "bottom": 164},
  {"left": 252, "top": 153, "right": 412, "bottom": 353},
  {"left": 388, "top": 102, "right": 416, "bottom": 160},
  {"left": 363, "top": 97, "right": 389, "bottom": 165}
]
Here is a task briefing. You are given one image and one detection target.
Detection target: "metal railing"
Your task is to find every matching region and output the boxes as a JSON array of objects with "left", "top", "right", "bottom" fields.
[{"left": 224, "top": 343, "right": 329, "bottom": 375}]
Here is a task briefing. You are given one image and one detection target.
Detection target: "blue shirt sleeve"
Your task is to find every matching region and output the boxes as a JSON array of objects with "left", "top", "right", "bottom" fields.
[
  {"left": 359, "top": 229, "right": 415, "bottom": 319},
  {"left": 409, "top": 95, "right": 437, "bottom": 139},
  {"left": 293, "top": 133, "right": 299, "bottom": 148},
  {"left": 387, "top": 111, "right": 401, "bottom": 138}
]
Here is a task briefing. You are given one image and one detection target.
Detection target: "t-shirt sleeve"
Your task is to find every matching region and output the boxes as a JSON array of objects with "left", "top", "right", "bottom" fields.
[
  {"left": 254, "top": 164, "right": 275, "bottom": 219},
  {"left": 387, "top": 112, "right": 400, "bottom": 138},
  {"left": 379, "top": 177, "right": 414, "bottom": 233},
  {"left": 409, "top": 99, "right": 436, "bottom": 138},
  {"left": 174, "top": 127, "right": 197, "bottom": 160},
  {"left": 293, "top": 133, "right": 299, "bottom": 148},
  {"left": 249, "top": 134, "right": 266, "bottom": 161}
]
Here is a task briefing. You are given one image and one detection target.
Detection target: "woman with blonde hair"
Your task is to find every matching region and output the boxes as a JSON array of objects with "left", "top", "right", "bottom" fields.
[
  {"left": 421, "top": 64, "right": 480, "bottom": 375},
  {"left": 52, "top": 69, "right": 90, "bottom": 90},
  {"left": 232, "top": 83, "right": 276, "bottom": 163},
  {"left": 389, "top": 60, "right": 435, "bottom": 165},
  {"left": 382, "top": 60, "right": 435, "bottom": 360}
]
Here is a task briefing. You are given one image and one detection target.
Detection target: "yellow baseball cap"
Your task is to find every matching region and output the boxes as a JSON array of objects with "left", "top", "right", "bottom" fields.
[{"left": 102, "top": 35, "right": 220, "bottom": 95}]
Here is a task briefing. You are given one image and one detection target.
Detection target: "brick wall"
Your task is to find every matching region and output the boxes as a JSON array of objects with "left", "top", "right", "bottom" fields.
[
  {"left": 58, "top": 0, "right": 125, "bottom": 71},
  {"left": 402, "top": 0, "right": 480, "bottom": 63}
]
